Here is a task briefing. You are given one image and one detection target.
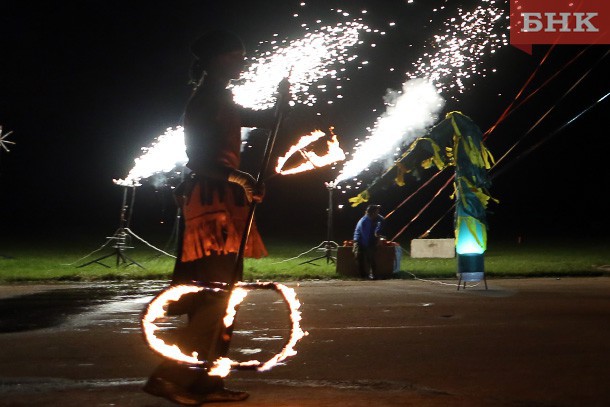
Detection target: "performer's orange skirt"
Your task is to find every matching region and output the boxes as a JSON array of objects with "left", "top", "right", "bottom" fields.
[{"left": 180, "top": 178, "right": 267, "bottom": 262}]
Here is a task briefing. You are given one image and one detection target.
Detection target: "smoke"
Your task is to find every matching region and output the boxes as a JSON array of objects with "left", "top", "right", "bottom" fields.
[{"left": 334, "top": 79, "right": 445, "bottom": 185}]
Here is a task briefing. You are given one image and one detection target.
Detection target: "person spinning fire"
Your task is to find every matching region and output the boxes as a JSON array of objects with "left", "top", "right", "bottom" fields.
[
  {"left": 143, "top": 29, "right": 289, "bottom": 405},
  {"left": 353, "top": 204, "right": 385, "bottom": 280}
]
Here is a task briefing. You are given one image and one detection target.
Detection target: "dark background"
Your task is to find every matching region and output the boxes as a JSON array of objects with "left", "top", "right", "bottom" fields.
[{"left": 1, "top": 0, "right": 608, "bottom": 250}]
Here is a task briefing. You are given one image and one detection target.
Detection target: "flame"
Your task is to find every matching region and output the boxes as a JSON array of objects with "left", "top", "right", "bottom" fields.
[
  {"left": 258, "top": 283, "right": 307, "bottom": 371},
  {"left": 223, "top": 287, "right": 248, "bottom": 327},
  {"left": 276, "top": 129, "right": 346, "bottom": 175},
  {"left": 208, "top": 357, "right": 234, "bottom": 377},
  {"left": 142, "top": 282, "right": 307, "bottom": 377}
]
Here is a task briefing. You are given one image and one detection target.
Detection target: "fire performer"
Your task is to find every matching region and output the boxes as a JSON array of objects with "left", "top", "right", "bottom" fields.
[
  {"left": 353, "top": 204, "right": 385, "bottom": 280},
  {"left": 144, "top": 29, "right": 289, "bottom": 405}
]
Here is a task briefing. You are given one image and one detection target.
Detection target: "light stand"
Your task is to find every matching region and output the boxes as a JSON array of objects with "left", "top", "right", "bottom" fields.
[
  {"left": 300, "top": 182, "right": 338, "bottom": 265},
  {"left": 77, "top": 185, "right": 145, "bottom": 269}
]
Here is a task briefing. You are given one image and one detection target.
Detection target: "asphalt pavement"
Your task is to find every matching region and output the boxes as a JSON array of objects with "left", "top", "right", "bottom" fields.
[{"left": 1, "top": 277, "right": 609, "bottom": 406}]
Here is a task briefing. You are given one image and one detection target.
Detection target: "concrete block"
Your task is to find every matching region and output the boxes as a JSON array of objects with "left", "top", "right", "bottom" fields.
[{"left": 410, "top": 238, "right": 455, "bottom": 258}]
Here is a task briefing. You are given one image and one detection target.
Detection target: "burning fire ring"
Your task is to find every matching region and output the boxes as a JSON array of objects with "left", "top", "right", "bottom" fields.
[{"left": 141, "top": 281, "right": 307, "bottom": 377}]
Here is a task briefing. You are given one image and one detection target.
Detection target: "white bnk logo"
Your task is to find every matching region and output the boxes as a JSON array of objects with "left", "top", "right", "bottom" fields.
[{"left": 521, "top": 12, "right": 599, "bottom": 32}]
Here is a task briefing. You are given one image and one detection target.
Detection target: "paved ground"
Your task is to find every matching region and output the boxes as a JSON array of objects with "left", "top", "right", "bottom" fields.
[{"left": 1, "top": 277, "right": 609, "bottom": 406}]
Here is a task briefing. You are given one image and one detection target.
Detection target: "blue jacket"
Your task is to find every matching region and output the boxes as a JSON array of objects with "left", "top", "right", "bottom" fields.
[{"left": 354, "top": 214, "right": 384, "bottom": 248}]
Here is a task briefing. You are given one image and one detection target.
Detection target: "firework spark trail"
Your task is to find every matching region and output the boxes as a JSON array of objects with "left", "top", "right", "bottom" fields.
[
  {"left": 116, "top": 18, "right": 378, "bottom": 186},
  {"left": 407, "top": 0, "right": 508, "bottom": 95},
  {"left": 334, "top": 79, "right": 445, "bottom": 185},
  {"left": 233, "top": 20, "right": 379, "bottom": 109}
]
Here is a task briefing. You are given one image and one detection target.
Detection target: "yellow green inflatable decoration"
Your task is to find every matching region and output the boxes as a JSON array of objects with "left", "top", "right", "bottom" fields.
[{"left": 348, "top": 111, "right": 496, "bottom": 287}]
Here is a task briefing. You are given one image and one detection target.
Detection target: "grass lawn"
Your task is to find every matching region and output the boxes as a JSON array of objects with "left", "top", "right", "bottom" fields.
[{"left": 0, "top": 234, "right": 608, "bottom": 283}]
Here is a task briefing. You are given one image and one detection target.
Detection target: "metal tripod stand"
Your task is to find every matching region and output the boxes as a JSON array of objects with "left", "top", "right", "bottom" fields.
[
  {"left": 300, "top": 182, "right": 338, "bottom": 265},
  {"left": 77, "top": 186, "right": 145, "bottom": 269}
]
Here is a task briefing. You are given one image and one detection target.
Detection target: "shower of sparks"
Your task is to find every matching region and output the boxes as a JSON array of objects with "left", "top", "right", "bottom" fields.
[
  {"left": 0, "top": 126, "right": 15, "bottom": 153},
  {"left": 142, "top": 282, "right": 307, "bottom": 377},
  {"left": 114, "top": 126, "right": 187, "bottom": 187},
  {"left": 275, "top": 129, "right": 346, "bottom": 175},
  {"left": 233, "top": 20, "right": 380, "bottom": 109},
  {"left": 334, "top": 79, "right": 445, "bottom": 185},
  {"left": 407, "top": 0, "right": 508, "bottom": 94}
]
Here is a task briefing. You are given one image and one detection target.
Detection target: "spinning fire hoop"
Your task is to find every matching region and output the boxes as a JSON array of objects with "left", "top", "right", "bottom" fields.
[{"left": 141, "top": 281, "right": 307, "bottom": 377}]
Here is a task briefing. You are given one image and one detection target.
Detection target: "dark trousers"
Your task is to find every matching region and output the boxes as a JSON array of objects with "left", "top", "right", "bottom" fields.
[
  {"left": 357, "top": 245, "right": 377, "bottom": 279},
  {"left": 148, "top": 252, "right": 241, "bottom": 392}
]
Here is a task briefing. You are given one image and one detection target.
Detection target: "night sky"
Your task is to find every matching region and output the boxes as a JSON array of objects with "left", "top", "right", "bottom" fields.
[{"left": 0, "top": 0, "right": 608, "bottom": 249}]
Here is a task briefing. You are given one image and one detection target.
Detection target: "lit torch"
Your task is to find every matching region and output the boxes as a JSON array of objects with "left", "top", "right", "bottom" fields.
[{"left": 276, "top": 128, "right": 346, "bottom": 175}]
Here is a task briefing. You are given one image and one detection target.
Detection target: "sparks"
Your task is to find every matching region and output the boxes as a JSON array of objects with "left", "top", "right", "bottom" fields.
[
  {"left": 142, "top": 282, "right": 307, "bottom": 377},
  {"left": 407, "top": 0, "right": 508, "bottom": 94},
  {"left": 276, "top": 129, "right": 346, "bottom": 175},
  {"left": 233, "top": 20, "right": 376, "bottom": 109}
]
